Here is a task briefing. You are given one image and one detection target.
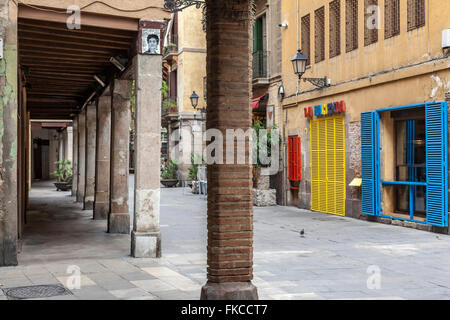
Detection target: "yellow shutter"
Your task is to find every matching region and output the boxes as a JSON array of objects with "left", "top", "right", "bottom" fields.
[{"left": 310, "top": 116, "right": 346, "bottom": 216}]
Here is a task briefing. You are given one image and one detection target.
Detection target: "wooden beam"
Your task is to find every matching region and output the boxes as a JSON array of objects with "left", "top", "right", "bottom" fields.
[
  {"left": 19, "top": 42, "right": 122, "bottom": 56},
  {"left": 20, "top": 54, "right": 107, "bottom": 63},
  {"left": 28, "top": 92, "right": 85, "bottom": 98},
  {"left": 20, "top": 59, "right": 109, "bottom": 68},
  {"left": 18, "top": 5, "right": 139, "bottom": 31},
  {"left": 28, "top": 75, "right": 94, "bottom": 83},
  {"left": 26, "top": 65, "right": 105, "bottom": 74},
  {"left": 18, "top": 19, "right": 136, "bottom": 39},
  {"left": 17, "top": 28, "right": 132, "bottom": 46}
]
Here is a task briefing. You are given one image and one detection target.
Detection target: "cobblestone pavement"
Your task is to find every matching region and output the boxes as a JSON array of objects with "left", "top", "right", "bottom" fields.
[{"left": 2, "top": 180, "right": 450, "bottom": 300}]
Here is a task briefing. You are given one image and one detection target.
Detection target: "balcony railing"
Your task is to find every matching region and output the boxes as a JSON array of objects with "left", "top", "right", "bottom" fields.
[{"left": 252, "top": 50, "right": 268, "bottom": 79}]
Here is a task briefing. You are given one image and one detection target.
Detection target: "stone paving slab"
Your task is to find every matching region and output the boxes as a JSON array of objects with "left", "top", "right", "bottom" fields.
[{"left": 9, "top": 182, "right": 450, "bottom": 300}]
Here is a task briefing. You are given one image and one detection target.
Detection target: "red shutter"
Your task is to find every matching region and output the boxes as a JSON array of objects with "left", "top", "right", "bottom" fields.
[{"left": 288, "top": 136, "right": 301, "bottom": 183}]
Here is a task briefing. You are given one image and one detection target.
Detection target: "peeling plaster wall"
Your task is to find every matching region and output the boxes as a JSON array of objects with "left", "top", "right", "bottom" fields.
[{"left": 0, "top": 0, "right": 18, "bottom": 266}]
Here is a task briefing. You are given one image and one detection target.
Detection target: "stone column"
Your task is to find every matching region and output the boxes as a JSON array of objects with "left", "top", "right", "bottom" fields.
[
  {"left": 200, "top": 0, "right": 258, "bottom": 300},
  {"left": 72, "top": 117, "right": 78, "bottom": 197},
  {"left": 109, "top": 80, "right": 132, "bottom": 234},
  {"left": 66, "top": 126, "right": 73, "bottom": 162},
  {"left": 84, "top": 102, "right": 97, "bottom": 210},
  {"left": 131, "top": 54, "right": 162, "bottom": 258},
  {"left": 94, "top": 95, "right": 111, "bottom": 220},
  {"left": 0, "top": 0, "right": 18, "bottom": 266},
  {"left": 77, "top": 109, "right": 86, "bottom": 203}
]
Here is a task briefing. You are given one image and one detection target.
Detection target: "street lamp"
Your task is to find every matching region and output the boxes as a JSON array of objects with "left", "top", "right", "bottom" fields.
[
  {"left": 291, "top": 49, "right": 330, "bottom": 89},
  {"left": 190, "top": 91, "right": 199, "bottom": 109},
  {"left": 190, "top": 91, "right": 206, "bottom": 114}
]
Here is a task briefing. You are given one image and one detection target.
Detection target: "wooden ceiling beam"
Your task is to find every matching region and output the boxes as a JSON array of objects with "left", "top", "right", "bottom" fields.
[
  {"left": 20, "top": 54, "right": 107, "bottom": 63},
  {"left": 19, "top": 42, "right": 124, "bottom": 56},
  {"left": 20, "top": 60, "right": 109, "bottom": 68},
  {"left": 28, "top": 92, "right": 85, "bottom": 98},
  {"left": 28, "top": 75, "right": 95, "bottom": 83},
  {"left": 30, "top": 71, "right": 95, "bottom": 79},
  {"left": 19, "top": 34, "right": 130, "bottom": 51},
  {"left": 26, "top": 66, "right": 105, "bottom": 75},
  {"left": 18, "top": 20, "right": 136, "bottom": 39},
  {"left": 17, "top": 28, "right": 132, "bottom": 46},
  {"left": 18, "top": 6, "right": 139, "bottom": 31}
]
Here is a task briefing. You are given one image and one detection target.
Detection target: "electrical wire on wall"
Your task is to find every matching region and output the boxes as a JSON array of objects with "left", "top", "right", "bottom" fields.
[{"left": 10, "top": 0, "right": 164, "bottom": 13}]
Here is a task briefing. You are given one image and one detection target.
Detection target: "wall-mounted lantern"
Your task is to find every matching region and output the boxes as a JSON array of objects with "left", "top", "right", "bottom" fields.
[
  {"left": 291, "top": 49, "right": 330, "bottom": 89},
  {"left": 190, "top": 91, "right": 206, "bottom": 113}
]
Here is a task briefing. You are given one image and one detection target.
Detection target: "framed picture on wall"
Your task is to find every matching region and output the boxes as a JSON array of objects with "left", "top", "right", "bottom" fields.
[
  {"left": 141, "top": 29, "right": 161, "bottom": 54},
  {"left": 139, "top": 21, "right": 165, "bottom": 55}
]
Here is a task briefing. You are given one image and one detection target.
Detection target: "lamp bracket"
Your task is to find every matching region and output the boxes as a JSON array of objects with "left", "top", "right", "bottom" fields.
[
  {"left": 302, "top": 77, "right": 330, "bottom": 89},
  {"left": 164, "top": 0, "right": 206, "bottom": 12}
]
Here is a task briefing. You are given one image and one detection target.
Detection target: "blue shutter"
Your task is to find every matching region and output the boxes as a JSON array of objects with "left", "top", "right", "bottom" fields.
[
  {"left": 426, "top": 102, "right": 448, "bottom": 227},
  {"left": 361, "top": 111, "right": 379, "bottom": 216}
]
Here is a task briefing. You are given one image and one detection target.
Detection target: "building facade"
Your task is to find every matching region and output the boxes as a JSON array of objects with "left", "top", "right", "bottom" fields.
[
  {"left": 252, "top": 0, "right": 285, "bottom": 204},
  {"left": 281, "top": 0, "right": 450, "bottom": 232},
  {"left": 162, "top": 7, "right": 207, "bottom": 181}
]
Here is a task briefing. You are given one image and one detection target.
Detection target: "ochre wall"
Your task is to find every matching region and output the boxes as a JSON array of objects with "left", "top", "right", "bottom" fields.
[
  {"left": 177, "top": 6, "right": 207, "bottom": 113},
  {"left": 281, "top": 0, "right": 450, "bottom": 214}
]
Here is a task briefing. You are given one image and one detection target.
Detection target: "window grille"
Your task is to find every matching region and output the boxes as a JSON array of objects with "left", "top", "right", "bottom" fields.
[
  {"left": 301, "top": 14, "right": 311, "bottom": 66},
  {"left": 407, "top": 0, "right": 425, "bottom": 31},
  {"left": 315, "top": 7, "right": 325, "bottom": 63},
  {"left": 364, "top": 0, "right": 378, "bottom": 46},
  {"left": 346, "top": 0, "right": 358, "bottom": 52},
  {"left": 329, "top": 0, "right": 341, "bottom": 58},
  {"left": 385, "top": 0, "right": 400, "bottom": 39}
]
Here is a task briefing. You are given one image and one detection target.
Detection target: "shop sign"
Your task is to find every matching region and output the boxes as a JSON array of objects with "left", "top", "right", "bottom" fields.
[{"left": 304, "top": 100, "right": 346, "bottom": 118}]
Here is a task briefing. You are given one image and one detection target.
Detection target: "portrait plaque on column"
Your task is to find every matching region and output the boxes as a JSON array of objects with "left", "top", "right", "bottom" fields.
[{"left": 139, "top": 21, "right": 166, "bottom": 55}]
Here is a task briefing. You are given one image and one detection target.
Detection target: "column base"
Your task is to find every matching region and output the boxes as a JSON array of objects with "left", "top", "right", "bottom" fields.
[
  {"left": 200, "top": 282, "right": 258, "bottom": 300},
  {"left": 108, "top": 213, "right": 130, "bottom": 234},
  {"left": 83, "top": 198, "right": 94, "bottom": 210},
  {"left": 0, "top": 239, "right": 18, "bottom": 267},
  {"left": 93, "top": 203, "right": 109, "bottom": 220},
  {"left": 131, "top": 231, "right": 161, "bottom": 258}
]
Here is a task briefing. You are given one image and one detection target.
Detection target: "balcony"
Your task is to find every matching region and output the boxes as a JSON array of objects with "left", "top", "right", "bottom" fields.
[
  {"left": 163, "top": 35, "right": 178, "bottom": 60},
  {"left": 162, "top": 98, "right": 178, "bottom": 116},
  {"left": 252, "top": 50, "right": 268, "bottom": 86}
]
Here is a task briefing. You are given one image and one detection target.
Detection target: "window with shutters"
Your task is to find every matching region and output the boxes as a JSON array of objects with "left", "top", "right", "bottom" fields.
[
  {"left": 346, "top": 0, "right": 358, "bottom": 52},
  {"left": 385, "top": 0, "right": 400, "bottom": 39},
  {"left": 315, "top": 7, "right": 325, "bottom": 63},
  {"left": 288, "top": 136, "right": 301, "bottom": 184},
  {"left": 407, "top": 0, "right": 425, "bottom": 31},
  {"left": 253, "top": 14, "right": 267, "bottom": 78},
  {"left": 361, "top": 103, "right": 448, "bottom": 227},
  {"left": 364, "top": 0, "right": 378, "bottom": 46},
  {"left": 310, "top": 117, "right": 346, "bottom": 216},
  {"left": 301, "top": 14, "right": 311, "bottom": 66},
  {"left": 329, "top": 0, "right": 341, "bottom": 58}
]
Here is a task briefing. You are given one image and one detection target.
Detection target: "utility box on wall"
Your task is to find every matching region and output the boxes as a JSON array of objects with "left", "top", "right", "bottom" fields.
[{"left": 442, "top": 29, "right": 450, "bottom": 49}]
